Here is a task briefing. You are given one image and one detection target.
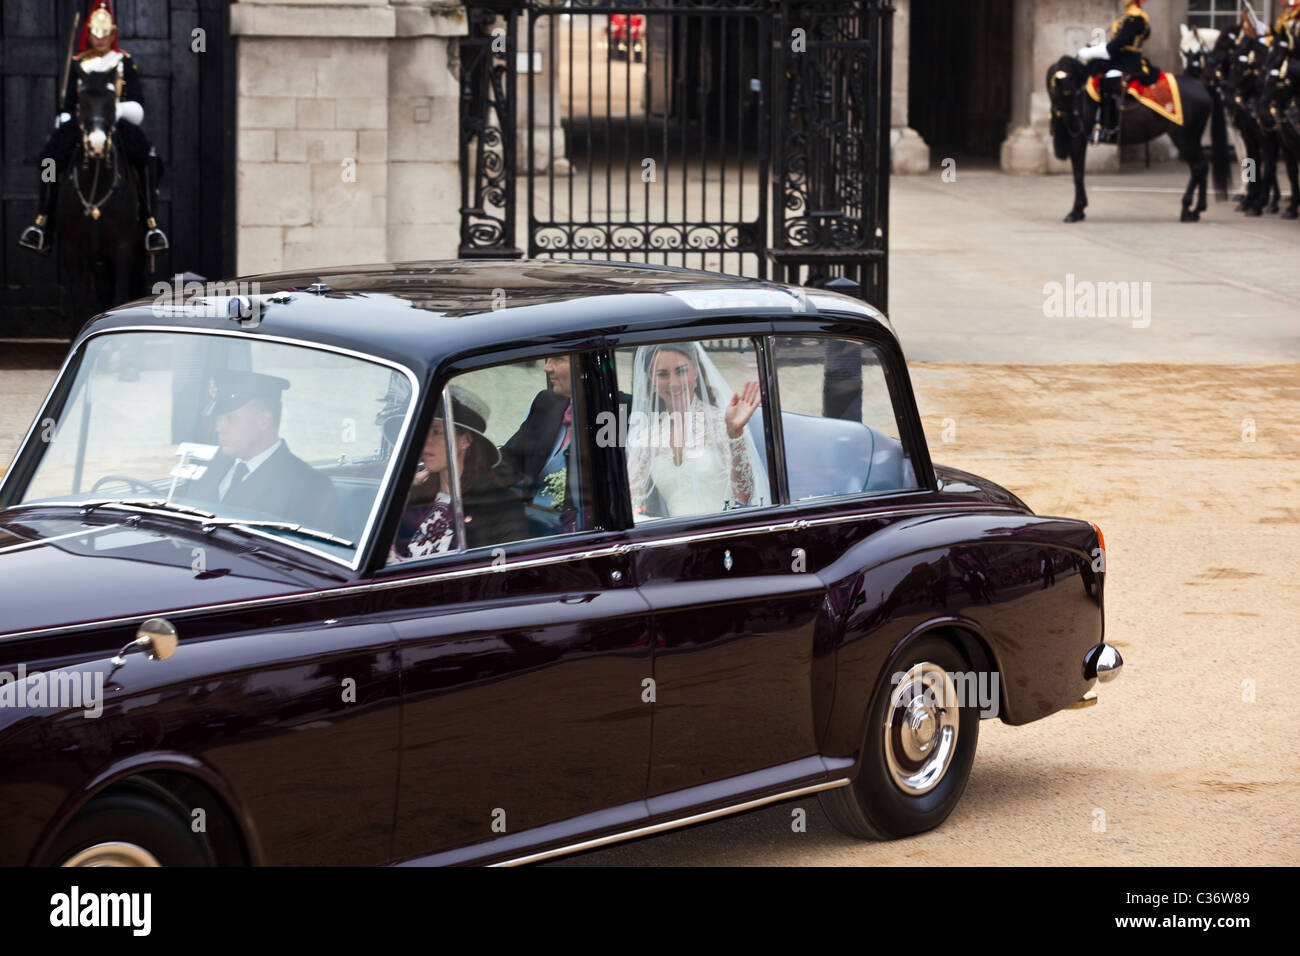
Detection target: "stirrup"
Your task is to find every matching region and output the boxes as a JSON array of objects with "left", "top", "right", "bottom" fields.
[
  {"left": 143, "top": 218, "right": 169, "bottom": 253},
  {"left": 1090, "top": 125, "right": 1117, "bottom": 145},
  {"left": 19, "top": 218, "right": 50, "bottom": 254}
]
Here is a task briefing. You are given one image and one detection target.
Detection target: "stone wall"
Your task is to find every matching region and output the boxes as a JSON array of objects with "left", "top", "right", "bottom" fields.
[{"left": 231, "top": 0, "right": 466, "bottom": 274}]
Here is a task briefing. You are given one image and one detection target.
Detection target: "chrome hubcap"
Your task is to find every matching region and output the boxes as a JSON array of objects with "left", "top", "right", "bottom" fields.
[
  {"left": 61, "top": 842, "right": 160, "bottom": 867},
  {"left": 885, "top": 662, "right": 960, "bottom": 795}
]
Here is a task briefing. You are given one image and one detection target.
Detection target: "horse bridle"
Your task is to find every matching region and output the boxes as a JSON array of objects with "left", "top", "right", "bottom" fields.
[{"left": 72, "top": 138, "right": 122, "bottom": 221}]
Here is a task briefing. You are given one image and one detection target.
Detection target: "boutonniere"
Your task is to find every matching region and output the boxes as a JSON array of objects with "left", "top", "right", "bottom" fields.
[{"left": 541, "top": 466, "right": 567, "bottom": 508}]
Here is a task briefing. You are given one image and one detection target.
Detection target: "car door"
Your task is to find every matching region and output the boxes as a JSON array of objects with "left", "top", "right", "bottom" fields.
[
  {"left": 378, "top": 349, "right": 653, "bottom": 864},
  {"left": 607, "top": 332, "right": 833, "bottom": 806}
]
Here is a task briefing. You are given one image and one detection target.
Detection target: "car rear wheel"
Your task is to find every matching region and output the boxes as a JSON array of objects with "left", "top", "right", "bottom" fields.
[
  {"left": 820, "top": 634, "right": 980, "bottom": 840},
  {"left": 43, "top": 790, "right": 216, "bottom": 867}
]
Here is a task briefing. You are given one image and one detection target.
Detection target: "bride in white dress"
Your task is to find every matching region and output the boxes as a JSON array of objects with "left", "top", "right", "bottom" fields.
[{"left": 626, "top": 342, "right": 768, "bottom": 519}]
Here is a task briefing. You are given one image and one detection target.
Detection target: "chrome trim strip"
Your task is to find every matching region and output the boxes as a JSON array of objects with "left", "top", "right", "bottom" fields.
[
  {"left": 0, "top": 325, "right": 421, "bottom": 573},
  {"left": 490, "top": 778, "right": 851, "bottom": 867},
  {"left": 0, "top": 502, "right": 1022, "bottom": 640},
  {"left": 0, "top": 524, "right": 123, "bottom": 556}
]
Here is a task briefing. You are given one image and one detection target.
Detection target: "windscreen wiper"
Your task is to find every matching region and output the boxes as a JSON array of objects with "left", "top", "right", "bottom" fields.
[
  {"left": 78, "top": 499, "right": 217, "bottom": 519},
  {"left": 199, "top": 517, "right": 354, "bottom": 548}
]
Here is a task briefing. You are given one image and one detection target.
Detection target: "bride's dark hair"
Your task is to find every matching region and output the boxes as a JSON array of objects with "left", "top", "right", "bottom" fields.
[{"left": 642, "top": 343, "right": 720, "bottom": 411}]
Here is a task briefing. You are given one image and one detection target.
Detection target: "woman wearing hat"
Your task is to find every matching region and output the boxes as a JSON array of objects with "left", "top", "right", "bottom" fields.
[{"left": 390, "top": 386, "right": 527, "bottom": 561}]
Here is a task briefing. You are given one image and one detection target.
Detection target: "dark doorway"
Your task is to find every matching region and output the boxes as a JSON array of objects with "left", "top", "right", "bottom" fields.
[
  {"left": 1, "top": 0, "right": 236, "bottom": 338},
  {"left": 908, "top": 0, "right": 1012, "bottom": 165}
]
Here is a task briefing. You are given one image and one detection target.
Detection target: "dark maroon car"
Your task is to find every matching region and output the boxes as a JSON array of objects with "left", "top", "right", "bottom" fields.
[{"left": 0, "top": 259, "right": 1121, "bottom": 866}]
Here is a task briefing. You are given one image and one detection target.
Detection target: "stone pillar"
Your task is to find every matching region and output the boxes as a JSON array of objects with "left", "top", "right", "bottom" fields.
[
  {"left": 1003, "top": 0, "right": 1120, "bottom": 174},
  {"left": 388, "top": 2, "right": 468, "bottom": 261},
  {"left": 890, "top": 0, "right": 930, "bottom": 174},
  {"left": 230, "top": 1, "right": 466, "bottom": 274},
  {"left": 1001, "top": 0, "right": 1046, "bottom": 172}
]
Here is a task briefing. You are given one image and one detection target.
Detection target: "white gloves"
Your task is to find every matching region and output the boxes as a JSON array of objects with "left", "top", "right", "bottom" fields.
[
  {"left": 55, "top": 112, "right": 71, "bottom": 127},
  {"left": 1077, "top": 43, "right": 1109, "bottom": 63},
  {"left": 115, "top": 100, "right": 144, "bottom": 125}
]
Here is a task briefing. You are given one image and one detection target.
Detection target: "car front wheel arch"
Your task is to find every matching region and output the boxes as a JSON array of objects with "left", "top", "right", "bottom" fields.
[{"left": 38, "top": 775, "right": 229, "bottom": 867}]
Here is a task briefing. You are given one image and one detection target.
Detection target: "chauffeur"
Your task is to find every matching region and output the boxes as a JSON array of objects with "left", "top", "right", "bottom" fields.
[{"left": 184, "top": 371, "right": 340, "bottom": 530}]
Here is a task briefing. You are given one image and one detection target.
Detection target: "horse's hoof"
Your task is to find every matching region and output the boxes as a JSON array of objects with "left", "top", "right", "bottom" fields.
[
  {"left": 1283, "top": 208, "right": 1299, "bottom": 220},
  {"left": 1181, "top": 210, "right": 1200, "bottom": 222},
  {"left": 1267, "top": 206, "right": 1280, "bottom": 215},
  {"left": 1063, "top": 210, "right": 1086, "bottom": 223},
  {"left": 1245, "top": 207, "right": 1263, "bottom": 217}
]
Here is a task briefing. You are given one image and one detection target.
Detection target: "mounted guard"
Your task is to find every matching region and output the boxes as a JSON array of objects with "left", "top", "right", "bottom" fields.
[
  {"left": 18, "top": 0, "right": 168, "bottom": 255},
  {"left": 1076, "top": 0, "right": 1163, "bottom": 144}
]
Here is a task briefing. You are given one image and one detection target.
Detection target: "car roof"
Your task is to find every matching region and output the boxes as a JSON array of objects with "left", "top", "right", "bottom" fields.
[{"left": 85, "top": 259, "right": 897, "bottom": 377}]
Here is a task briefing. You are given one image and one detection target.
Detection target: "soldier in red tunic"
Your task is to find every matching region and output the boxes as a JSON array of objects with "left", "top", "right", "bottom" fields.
[{"left": 18, "top": 1, "right": 168, "bottom": 254}]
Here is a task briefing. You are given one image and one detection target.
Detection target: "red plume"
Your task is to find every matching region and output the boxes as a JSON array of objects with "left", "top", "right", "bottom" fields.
[{"left": 78, "top": 1, "right": 121, "bottom": 54}]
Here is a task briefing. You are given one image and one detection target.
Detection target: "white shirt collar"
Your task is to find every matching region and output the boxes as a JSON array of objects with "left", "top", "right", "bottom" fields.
[{"left": 239, "top": 438, "right": 283, "bottom": 476}]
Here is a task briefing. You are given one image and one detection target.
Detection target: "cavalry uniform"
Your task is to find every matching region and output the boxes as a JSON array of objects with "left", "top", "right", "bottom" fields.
[
  {"left": 1274, "top": 1, "right": 1299, "bottom": 40},
  {"left": 1078, "top": 1, "right": 1164, "bottom": 143},
  {"left": 19, "top": 1, "right": 168, "bottom": 254}
]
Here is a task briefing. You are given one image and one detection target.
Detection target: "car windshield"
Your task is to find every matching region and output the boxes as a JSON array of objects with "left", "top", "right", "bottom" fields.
[{"left": 10, "top": 330, "right": 416, "bottom": 565}]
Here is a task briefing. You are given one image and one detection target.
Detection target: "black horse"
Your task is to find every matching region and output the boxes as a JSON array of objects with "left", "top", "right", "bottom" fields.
[
  {"left": 1047, "top": 56, "right": 1228, "bottom": 223},
  {"left": 1222, "top": 33, "right": 1284, "bottom": 215},
  {"left": 1256, "top": 33, "right": 1300, "bottom": 219},
  {"left": 54, "top": 71, "right": 148, "bottom": 320}
]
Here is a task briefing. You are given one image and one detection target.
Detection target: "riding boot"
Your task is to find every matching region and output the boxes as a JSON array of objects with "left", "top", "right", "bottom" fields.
[
  {"left": 137, "top": 148, "right": 169, "bottom": 254},
  {"left": 1093, "top": 71, "right": 1123, "bottom": 145},
  {"left": 18, "top": 174, "right": 57, "bottom": 254}
]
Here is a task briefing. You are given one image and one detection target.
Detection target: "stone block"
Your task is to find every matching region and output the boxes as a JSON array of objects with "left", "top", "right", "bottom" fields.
[
  {"left": 387, "top": 160, "right": 459, "bottom": 226},
  {"left": 238, "top": 163, "right": 313, "bottom": 226},
  {"left": 336, "top": 97, "right": 388, "bottom": 130},
  {"left": 239, "top": 96, "right": 296, "bottom": 129},
  {"left": 238, "top": 128, "right": 277, "bottom": 162},
  {"left": 236, "top": 225, "right": 284, "bottom": 276},
  {"left": 311, "top": 161, "right": 387, "bottom": 227},
  {"left": 295, "top": 98, "right": 336, "bottom": 129},
  {"left": 358, "top": 129, "right": 388, "bottom": 163},
  {"left": 238, "top": 39, "right": 319, "bottom": 97},
  {"left": 282, "top": 226, "right": 387, "bottom": 270},
  {"left": 276, "top": 129, "right": 359, "bottom": 163}
]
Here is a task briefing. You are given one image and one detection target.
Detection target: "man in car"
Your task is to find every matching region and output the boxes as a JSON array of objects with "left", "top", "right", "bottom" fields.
[{"left": 185, "top": 370, "right": 339, "bottom": 530}]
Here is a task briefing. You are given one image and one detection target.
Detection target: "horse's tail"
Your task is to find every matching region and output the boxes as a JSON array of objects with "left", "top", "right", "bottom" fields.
[{"left": 1210, "top": 86, "right": 1230, "bottom": 200}]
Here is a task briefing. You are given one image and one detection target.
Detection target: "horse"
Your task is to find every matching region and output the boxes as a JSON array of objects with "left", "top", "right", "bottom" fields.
[
  {"left": 1047, "top": 56, "right": 1229, "bottom": 223},
  {"left": 54, "top": 70, "right": 148, "bottom": 322},
  {"left": 1258, "top": 31, "right": 1300, "bottom": 219},
  {"left": 1221, "top": 32, "right": 1285, "bottom": 215}
]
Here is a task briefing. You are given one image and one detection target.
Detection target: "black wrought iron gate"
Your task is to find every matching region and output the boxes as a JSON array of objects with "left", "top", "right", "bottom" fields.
[
  {"left": 1, "top": 0, "right": 236, "bottom": 338},
  {"left": 459, "top": 0, "right": 892, "bottom": 308}
]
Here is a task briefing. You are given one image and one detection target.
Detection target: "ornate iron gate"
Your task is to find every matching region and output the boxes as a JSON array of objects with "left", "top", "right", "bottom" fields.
[{"left": 459, "top": 0, "right": 892, "bottom": 308}]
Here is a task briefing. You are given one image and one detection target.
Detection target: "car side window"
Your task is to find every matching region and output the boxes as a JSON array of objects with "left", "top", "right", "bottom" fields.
[
  {"left": 771, "top": 336, "right": 919, "bottom": 501},
  {"left": 387, "top": 353, "right": 597, "bottom": 563},
  {"left": 610, "top": 338, "right": 772, "bottom": 522}
]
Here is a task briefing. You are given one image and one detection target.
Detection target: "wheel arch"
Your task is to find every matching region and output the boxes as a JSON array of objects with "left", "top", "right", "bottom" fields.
[{"left": 30, "top": 751, "right": 261, "bottom": 866}]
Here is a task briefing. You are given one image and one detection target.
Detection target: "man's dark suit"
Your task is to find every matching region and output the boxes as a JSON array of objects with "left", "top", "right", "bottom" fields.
[
  {"left": 184, "top": 442, "right": 340, "bottom": 530},
  {"left": 497, "top": 390, "right": 571, "bottom": 500},
  {"left": 497, "top": 388, "right": 635, "bottom": 499}
]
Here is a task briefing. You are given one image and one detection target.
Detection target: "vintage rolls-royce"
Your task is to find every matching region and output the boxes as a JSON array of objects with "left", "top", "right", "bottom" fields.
[{"left": 0, "top": 260, "right": 1121, "bottom": 866}]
